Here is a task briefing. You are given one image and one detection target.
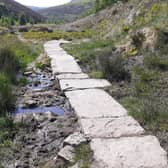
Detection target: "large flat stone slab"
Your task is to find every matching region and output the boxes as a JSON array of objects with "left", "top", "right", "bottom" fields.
[
  {"left": 80, "top": 116, "right": 144, "bottom": 138},
  {"left": 44, "top": 40, "right": 82, "bottom": 74},
  {"left": 50, "top": 56, "right": 82, "bottom": 74},
  {"left": 57, "top": 73, "right": 89, "bottom": 79},
  {"left": 91, "top": 136, "right": 168, "bottom": 168},
  {"left": 46, "top": 50, "right": 66, "bottom": 55},
  {"left": 65, "top": 89, "right": 127, "bottom": 118},
  {"left": 60, "top": 79, "right": 111, "bottom": 90},
  {"left": 47, "top": 54, "right": 70, "bottom": 61},
  {"left": 44, "top": 40, "right": 68, "bottom": 46}
]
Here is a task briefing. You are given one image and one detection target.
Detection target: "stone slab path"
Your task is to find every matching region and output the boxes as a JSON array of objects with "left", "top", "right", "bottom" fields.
[
  {"left": 60, "top": 79, "right": 111, "bottom": 91},
  {"left": 44, "top": 40, "right": 168, "bottom": 168}
]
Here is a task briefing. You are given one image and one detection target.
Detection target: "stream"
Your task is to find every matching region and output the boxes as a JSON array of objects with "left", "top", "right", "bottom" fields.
[
  {"left": 15, "top": 70, "right": 66, "bottom": 116},
  {"left": 1, "top": 53, "right": 78, "bottom": 168}
]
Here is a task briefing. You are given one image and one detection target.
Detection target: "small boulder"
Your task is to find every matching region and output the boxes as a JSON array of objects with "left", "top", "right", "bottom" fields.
[
  {"left": 58, "top": 146, "right": 75, "bottom": 163},
  {"left": 24, "top": 71, "right": 33, "bottom": 76},
  {"left": 64, "top": 132, "right": 87, "bottom": 146},
  {"left": 68, "top": 163, "right": 80, "bottom": 168},
  {"left": 25, "top": 100, "right": 37, "bottom": 108}
]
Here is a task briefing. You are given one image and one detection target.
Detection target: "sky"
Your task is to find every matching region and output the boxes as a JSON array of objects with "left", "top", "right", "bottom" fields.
[{"left": 15, "top": 0, "right": 71, "bottom": 7}]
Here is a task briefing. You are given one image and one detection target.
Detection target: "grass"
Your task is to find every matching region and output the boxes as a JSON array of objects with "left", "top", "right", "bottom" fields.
[
  {"left": 0, "top": 34, "right": 42, "bottom": 163},
  {"left": 63, "top": 39, "right": 113, "bottom": 70},
  {"left": 23, "top": 30, "right": 94, "bottom": 41},
  {"left": 74, "top": 144, "right": 93, "bottom": 168},
  {"left": 0, "top": 35, "right": 41, "bottom": 114},
  {"left": 0, "top": 46, "right": 19, "bottom": 82},
  {"left": 62, "top": 0, "right": 168, "bottom": 131},
  {"left": 63, "top": 39, "right": 130, "bottom": 81},
  {"left": 120, "top": 51, "right": 168, "bottom": 129},
  {"left": 35, "top": 56, "right": 50, "bottom": 70},
  {"left": 133, "top": 2, "right": 168, "bottom": 30},
  {"left": 0, "top": 73, "right": 14, "bottom": 116},
  {"left": 144, "top": 53, "right": 168, "bottom": 71},
  {"left": 89, "top": 71, "right": 104, "bottom": 78},
  {"left": 121, "top": 95, "right": 168, "bottom": 130},
  {"left": 0, "top": 118, "right": 14, "bottom": 146},
  {"left": 0, "top": 35, "right": 42, "bottom": 70}
]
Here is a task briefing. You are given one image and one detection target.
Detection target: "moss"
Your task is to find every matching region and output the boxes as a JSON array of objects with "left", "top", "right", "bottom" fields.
[
  {"left": 74, "top": 144, "right": 93, "bottom": 168},
  {"left": 127, "top": 48, "right": 138, "bottom": 57},
  {"left": 89, "top": 71, "right": 104, "bottom": 78}
]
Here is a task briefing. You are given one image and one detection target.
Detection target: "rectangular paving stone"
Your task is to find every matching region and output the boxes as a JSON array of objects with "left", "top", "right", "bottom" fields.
[
  {"left": 46, "top": 50, "right": 66, "bottom": 55},
  {"left": 50, "top": 56, "right": 82, "bottom": 74},
  {"left": 65, "top": 89, "right": 127, "bottom": 118},
  {"left": 91, "top": 136, "right": 168, "bottom": 168},
  {"left": 44, "top": 41, "right": 81, "bottom": 74},
  {"left": 80, "top": 116, "right": 145, "bottom": 138},
  {"left": 49, "top": 53, "right": 76, "bottom": 61},
  {"left": 56, "top": 73, "right": 89, "bottom": 79},
  {"left": 51, "top": 63, "right": 82, "bottom": 74},
  {"left": 60, "top": 79, "right": 111, "bottom": 90}
]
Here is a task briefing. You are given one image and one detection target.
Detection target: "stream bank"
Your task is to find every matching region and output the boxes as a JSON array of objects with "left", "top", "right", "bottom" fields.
[{"left": 0, "top": 49, "right": 85, "bottom": 168}]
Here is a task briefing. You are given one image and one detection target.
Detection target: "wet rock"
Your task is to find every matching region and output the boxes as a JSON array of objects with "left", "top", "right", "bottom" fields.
[
  {"left": 24, "top": 71, "right": 33, "bottom": 76},
  {"left": 25, "top": 99, "right": 37, "bottom": 108}
]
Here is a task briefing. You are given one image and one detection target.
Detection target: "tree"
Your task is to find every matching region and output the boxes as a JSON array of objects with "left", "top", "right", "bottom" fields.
[
  {"left": 95, "top": 0, "right": 101, "bottom": 12},
  {"left": 19, "top": 14, "right": 27, "bottom": 25}
]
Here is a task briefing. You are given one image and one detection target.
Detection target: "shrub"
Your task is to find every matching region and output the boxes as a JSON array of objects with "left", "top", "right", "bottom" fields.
[
  {"left": 98, "top": 52, "right": 130, "bottom": 81},
  {"left": 0, "top": 74, "right": 14, "bottom": 116},
  {"left": 131, "top": 66, "right": 159, "bottom": 98},
  {"left": 0, "top": 117, "right": 14, "bottom": 144},
  {"left": 144, "top": 54, "right": 168, "bottom": 71},
  {"left": 122, "top": 62, "right": 168, "bottom": 128},
  {"left": 0, "top": 35, "right": 42, "bottom": 71},
  {"left": 121, "top": 95, "right": 168, "bottom": 127},
  {"left": 0, "top": 47, "right": 19, "bottom": 81}
]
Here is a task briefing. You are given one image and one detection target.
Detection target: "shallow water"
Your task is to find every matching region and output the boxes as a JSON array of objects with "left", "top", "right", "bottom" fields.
[
  {"left": 15, "top": 106, "right": 65, "bottom": 115},
  {"left": 27, "top": 73, "right": 53, "bottom": 91}
]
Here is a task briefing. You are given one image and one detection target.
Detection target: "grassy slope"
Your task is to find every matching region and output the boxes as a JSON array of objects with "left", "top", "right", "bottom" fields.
[
  {"left": 0, "top": 0, "right": 44, "bottom": 24},
  {"left": 38, "top": 0, "right": 95, "bottom": 23},
  {"left": 63, "top": 0, "right": 168, "bottom": 130}
]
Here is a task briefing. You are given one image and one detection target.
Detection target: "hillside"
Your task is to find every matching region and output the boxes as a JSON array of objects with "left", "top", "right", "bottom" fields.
[
  {"left": 38, "top": 0, "right": 95, "bottom": 23},
  {"left": 28, "top": 6, "right": 45, "bottom": 12},
  {"left": 0, "top": 0, "right": 44, "bottom": 25},
  {"left": 62, "top": 0, "right": 168, "bottom": 155}
]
